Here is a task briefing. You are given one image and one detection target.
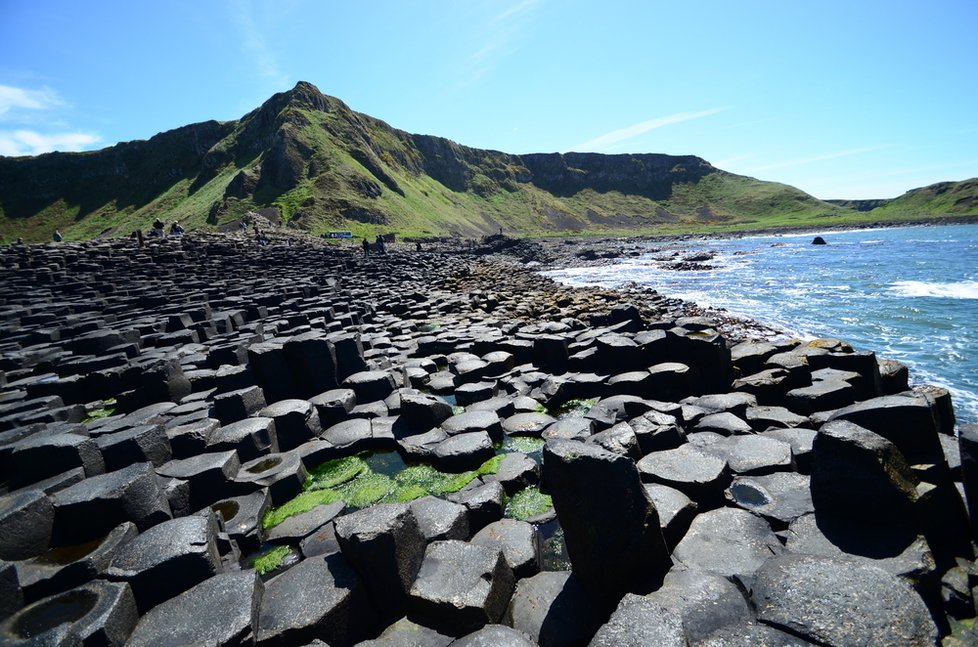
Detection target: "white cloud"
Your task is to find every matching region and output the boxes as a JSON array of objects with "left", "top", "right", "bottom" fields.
[
  {"left": 571, "top": 108, "right": 727, "bottom": 152},
  {"left": 0, "top": 85, "right": 63, "bottom": 118},
  {"left": 0, "top": 130, "right": 100, "bottom": 157}
]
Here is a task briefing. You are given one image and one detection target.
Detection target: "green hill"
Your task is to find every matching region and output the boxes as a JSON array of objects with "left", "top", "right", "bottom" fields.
[{"left": 2, "top": 81, "right": 971, "bottom": 243}]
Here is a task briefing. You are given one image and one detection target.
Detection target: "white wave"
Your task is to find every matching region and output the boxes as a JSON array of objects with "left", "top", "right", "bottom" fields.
[{"left": 889, "top": 280, "right": 978, "bottom": 299}]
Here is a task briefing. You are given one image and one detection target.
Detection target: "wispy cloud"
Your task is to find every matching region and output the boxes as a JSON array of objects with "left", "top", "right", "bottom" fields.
[
  {"left": 229, "top": 0, "right": 290, "bottom": 87},
  {"left": 0, "top": 85, "right": 100, "bottom": 156},
  {"left": 742, "top": 145, "right": 891, "bottom": 173},
  {"left": 466, "top": 0, "right": 543, "bottom": 81},
  {"left": 0, "top": 130, "right": 100, "bottom": 157},
  {"left": 0, "top": 85, "right": 63, "bottom": 118},
  {"left": 571, "top": 108, "right": 726, "bottom": 152}
]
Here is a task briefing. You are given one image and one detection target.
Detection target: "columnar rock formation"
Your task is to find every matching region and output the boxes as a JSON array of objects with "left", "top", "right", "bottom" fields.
[{"left": 0, "top": 232, "right": 973, "bottom": 645}]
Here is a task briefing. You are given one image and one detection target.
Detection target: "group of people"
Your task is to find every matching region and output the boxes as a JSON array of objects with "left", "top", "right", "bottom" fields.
[{"left": 362, "top": 234, "right": 389, "bottom": 257}]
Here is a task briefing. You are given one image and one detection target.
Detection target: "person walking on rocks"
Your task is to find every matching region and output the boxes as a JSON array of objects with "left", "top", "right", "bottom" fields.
[
  {"left": 52, "top": 230, "right": 63, "bottom": 242},
  {"left": 362, "top": 237, "right": 370, "bottom": 258},
  {"left": 376, "top": 235, "right": 386, "bottom": 255},
  {"left": 152, "top": 218, "right": 165, "bottom": 238}
]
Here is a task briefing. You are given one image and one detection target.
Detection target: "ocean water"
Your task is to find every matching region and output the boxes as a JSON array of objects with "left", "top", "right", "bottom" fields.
[{"left": 544, "top": 224, "right": 978, "bottom": 426}]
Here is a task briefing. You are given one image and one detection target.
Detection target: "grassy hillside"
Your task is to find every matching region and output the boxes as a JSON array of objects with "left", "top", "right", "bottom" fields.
[{"left": 2, "top": 81, "right": 974, "bottom": 243}]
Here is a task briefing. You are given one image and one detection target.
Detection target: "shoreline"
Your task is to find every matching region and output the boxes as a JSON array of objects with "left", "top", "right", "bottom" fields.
[{"left": 0, "top": 229, "right": 971, "bottom": 644}]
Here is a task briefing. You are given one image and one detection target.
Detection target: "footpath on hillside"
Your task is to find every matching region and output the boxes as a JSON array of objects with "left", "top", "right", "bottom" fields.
[{"left": 0, "top": 231, "right": 974, "bottom": 646}]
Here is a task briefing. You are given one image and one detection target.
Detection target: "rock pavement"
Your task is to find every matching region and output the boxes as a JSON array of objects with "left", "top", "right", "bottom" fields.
[{"left": 0, "top": 232, "right": 974, "bottom": 645}]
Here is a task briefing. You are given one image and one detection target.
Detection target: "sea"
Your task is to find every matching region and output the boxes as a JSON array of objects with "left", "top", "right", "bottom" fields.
[{"left": 543, "top": 223, "right": 978, "bottom": 427}]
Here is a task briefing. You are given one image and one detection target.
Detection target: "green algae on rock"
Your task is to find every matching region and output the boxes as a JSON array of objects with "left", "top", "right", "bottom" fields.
[
  {"left": 505, "top": 487, "right": 554, "bottom": 521},
  {"left": 251, "top": 545, "right": 292, "bottom": 575}
]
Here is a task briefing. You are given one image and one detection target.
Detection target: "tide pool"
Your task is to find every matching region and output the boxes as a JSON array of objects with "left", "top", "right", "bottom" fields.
[{"left": 544, "top": 224, "right": 978, "bottom": 426}]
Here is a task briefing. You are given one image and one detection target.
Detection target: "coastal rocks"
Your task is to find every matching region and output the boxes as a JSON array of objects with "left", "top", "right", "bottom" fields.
[
  {"left": 408, "top": 539, "right": 515, "bottom": 635},
  {"left": 751, "top": 554, "right": 938, "bottom": 646},
  {"left": 542, "top": 440, "right": 671, "bottom": 611},
  {"left": 0, "top": 234, "right": 969, "bottom": 645},
  {"left": 334, "top": 502, "right": 425, "bottom": 623},
  {"left": 0, "top": 490, "right": 55, "bottom": 560},
  {"left": 126, "top": 571, "right": 263, "bottom": 647}
]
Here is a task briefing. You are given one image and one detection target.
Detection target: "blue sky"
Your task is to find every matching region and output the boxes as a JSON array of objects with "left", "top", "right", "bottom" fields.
[{"left": 2, "top": 0, "right": 977, "bottom": 200}]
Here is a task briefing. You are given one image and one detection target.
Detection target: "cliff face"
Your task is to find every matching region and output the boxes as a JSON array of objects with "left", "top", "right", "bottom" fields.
[{"left": 0, "top": 81, "right": 848, "bottom": 241}]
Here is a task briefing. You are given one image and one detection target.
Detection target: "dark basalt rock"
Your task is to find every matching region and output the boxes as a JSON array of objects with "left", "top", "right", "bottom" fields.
[
  {"left": 470, "top": 518, "right": 539, "bottom": 579},
  {"left": 673, "top": 507, "right": 783, "bottom": 582},
  {"left": 0, "top": 579, "right": 138, "bottom": 647},
  {"left": 8, "top": 432, "right": 105, "bottom": 489},
  {"left": 409, "top": 496, "right": 470, "bottom": 542},
  {"left": 450, "top": 624, "right": 537, "bottom": 647},
  {"left": 125, "top": 571, "right": 264, "bottom": 647},
  {"left": 408, "top": 539, "right": 515, "bottom": 636},
  {"left": 16, "top": 521, "right": 137, "bottom": 604},
  {"left": 542, "top": 440, "right": 671, "bottom": 612},
  {"left": 751, "top": 554, "right": 938, "bottom": 646},
  {"left": 0, "top": 489, "right": 55, "bottom": 561},
  {"left": 646, "top": 567, "right": 752, "bottom": 644},
  {"left": 256, "top": 552, "right": 373, "bottom": 647},
  {"left": 104, "top": 513, "right": 223, "bottom": 612},
  {"left": 588, "top": 593, "right": 686, "bottom": 647},
  {"left": 504, "top": 570, "right": 597, "bottom": 647},
  {"left": 355, "top": 616, "right": 453, "bottom": 647},
  {"left": 51, "top": 462, "right": 171, "bottom": 544},
  {"left": 810, "top": 420, "right": 919, "bottom": 526},
  {"left": 334, "top": 502, "right": 426, "bottom": 623}
]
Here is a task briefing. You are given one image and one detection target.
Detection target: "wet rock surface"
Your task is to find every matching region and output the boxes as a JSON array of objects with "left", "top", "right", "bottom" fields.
[{"left": 0, "top": 233, "right": 971, "bottom": 644}]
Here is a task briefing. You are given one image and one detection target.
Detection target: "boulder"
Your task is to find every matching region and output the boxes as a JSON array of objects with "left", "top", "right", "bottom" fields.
[
  {"left": 126, "top": 571, "right": 264, "bottom": 646},
  {"left": 0, "top": 489, "right": 55, "bottom": 560},
  {"left": 504, "top": 571, "right": 597, "bottom": 647},
  {"left": 0, "top": 579, "right": 138, "bottom": 647},
  {"left": 450, "top": 624, "right": 537, "bottom": 647},
  {"left": 542, "top": 440, "right": 671, "bottom": 612},
  {"left": 157, "top": 449, "right": 242, "bottom": 510},
  {"left": 471, "top": 518, "right": 539, "bottom": 578},
  {"left": 673, "top": 508, "right": 782, "bottom": 582},
  {"left": 636, "top": 444, "right": 729, "bottom": 506},
  {"left": 8, "top": 433, "right": 105, "bottom": 488},
  {"left": 104, "top": 513, "right": 223, "bottom": 612},
  {"left": 259, "top": 399, "right": 321, "bottom": 452},
  {"left": 828, "top": 395, "right": 944, "bottom": 465},
  {"left": 810, "top": 420, "right": 919, "bottom": 526},
  {"left": 51, "top": 462, "right": 172, "bottom": 544},
  {"left": 409, "top": 496, "right": 470, "bottom": 542},
  {"left": 646, "top": 568, "right": 751, "bottom": 644},
  {"left": 587, "top": 593, "right": 685, "bottom": 647},
  {"left": 16, "top": 521, "right": 137, "bottom": 603},
  {"left": 207, "top": 416, "right": 279, "bottom": 462},
  {"left": 256, "top": 552, "right": 373, "bottom": 647},
  {"left": 408, "top": 539, "right": 515, "bottom": 635},
  {"left": 355, "top": 616, "right": 453, "bottom": 647},
  {"left": 334, "top": 502, "right": 426, "bottom": 623},
  {"left": 751, "top": 554, "right": 937, "bottom": 646},
  {"left": 726, "top": 472, "right": 813, "bottom": 529}
]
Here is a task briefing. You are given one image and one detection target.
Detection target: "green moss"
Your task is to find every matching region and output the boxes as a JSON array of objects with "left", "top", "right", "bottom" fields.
[
  {"left": 82, "top": 407, "right": 116, "bottom": 424},
  {"left": 306, "top": 455, "right": 367, "bottom": 490},
  {"left": 390, "top": 484, "right": 429, "bottom": 502},
  {"left": 502, "top": 436, "right": 546, "bottom": 454},
  {"left": 505, "top": 487, "right": 553, "bottom": 521},
  {"left": 336, "top": 471, "right": 395, "bottom": 508},
  {"left": 262, "top": 489, "right": 343, "bottom": 529},
  {"left": 430, "top": 470, "right": 479, "bottom": 495},
  {"left": 553, "top": 398, "right": 596, "bottom": 419},
  {"left": 477, "top": 454, "right": 505, "bottom": 476},
  {"left": 251, "top": 545, "right": 291, "bottom": 575}
]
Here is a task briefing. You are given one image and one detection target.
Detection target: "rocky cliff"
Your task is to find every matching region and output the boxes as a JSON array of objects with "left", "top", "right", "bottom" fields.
[{"left": 1, "top": 81, "right": 850, "bottom": 241}]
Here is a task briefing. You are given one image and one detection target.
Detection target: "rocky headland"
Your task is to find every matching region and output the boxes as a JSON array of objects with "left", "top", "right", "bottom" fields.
[{"left": 0, "top": 231, "right": 975, "bottom": 646}]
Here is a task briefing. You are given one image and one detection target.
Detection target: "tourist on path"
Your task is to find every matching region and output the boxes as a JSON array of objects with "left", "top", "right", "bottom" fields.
[{"left": 362, "top": 238, "right": 369, "bottom": 257}]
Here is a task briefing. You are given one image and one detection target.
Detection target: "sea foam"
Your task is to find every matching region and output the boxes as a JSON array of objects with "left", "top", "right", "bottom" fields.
[{"left": 889, "top": 280, "right": 978, "bottom": 299}]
